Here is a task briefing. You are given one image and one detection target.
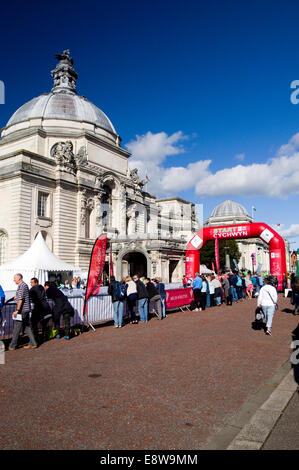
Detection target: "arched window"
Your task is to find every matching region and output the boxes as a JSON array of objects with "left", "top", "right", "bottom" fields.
[{"left": 0, "top": 231, "right": 8, "bottom": 265}]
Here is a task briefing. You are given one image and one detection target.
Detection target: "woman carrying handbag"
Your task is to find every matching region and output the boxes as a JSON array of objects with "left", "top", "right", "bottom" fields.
[{"left": 257, "top": 276, "right": 278, "bottom": 336}]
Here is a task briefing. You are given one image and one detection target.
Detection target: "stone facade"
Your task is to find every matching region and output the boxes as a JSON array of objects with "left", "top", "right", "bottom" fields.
[{"left": 0, "top": 51, "right": 198, "bottom": 282}]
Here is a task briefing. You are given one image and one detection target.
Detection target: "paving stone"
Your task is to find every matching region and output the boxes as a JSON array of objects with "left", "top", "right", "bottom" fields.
[
  {"left": 1, "top": 295, "right": 297, "bottom": 450},
  {"left": 227, "top": 439, "right": 262, "bottom": 450},
  {"left": 260, "top": 388, "right": 294, "bottom": 412},
  {"left": 276, "top": 370, "right": 298, "bottom": 392},
  {"left": 235, "top": 409, "right": 282, "bottom": 443}
]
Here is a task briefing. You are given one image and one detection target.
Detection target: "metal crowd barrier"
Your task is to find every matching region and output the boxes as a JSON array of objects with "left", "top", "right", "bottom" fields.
[
  {"left": 0, "top": 292, "right": 133, "bottom": 339},
  {"left": 0, "top": 283, "right": 186, "bottom": 339}
]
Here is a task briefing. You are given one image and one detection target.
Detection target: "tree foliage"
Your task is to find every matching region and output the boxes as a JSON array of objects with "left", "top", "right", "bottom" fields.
[{"left": 200, "top": 239, "right": 241, "bottom": 271}]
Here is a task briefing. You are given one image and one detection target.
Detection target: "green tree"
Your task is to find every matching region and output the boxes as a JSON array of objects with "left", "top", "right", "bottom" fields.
[{"left": 199, "top": 239, "right": 241, "bottom": 272}]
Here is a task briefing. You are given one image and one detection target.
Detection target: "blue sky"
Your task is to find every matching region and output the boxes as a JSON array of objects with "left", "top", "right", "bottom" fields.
[{"left": 0, "top": 0, "right": 299, "bottom": 250}]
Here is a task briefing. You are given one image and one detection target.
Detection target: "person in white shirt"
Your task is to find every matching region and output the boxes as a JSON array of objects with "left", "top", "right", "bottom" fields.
[
  {"left": 208, "top": 276, "right": 215, "bottom": 307},
  {"left": 257, "top": 276, "right": 278, "bottom": 336},
  {"left": 125, "top": 276, "right": 138, "bottom": 324}
]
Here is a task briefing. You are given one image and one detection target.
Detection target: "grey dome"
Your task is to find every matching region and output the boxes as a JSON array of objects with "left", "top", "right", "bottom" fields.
[
  {"left": 211, "top": 200, "right": 249, "bottom": 218},
  {"left": 6, "top": 92, "right": 116, "bottom": 134}
]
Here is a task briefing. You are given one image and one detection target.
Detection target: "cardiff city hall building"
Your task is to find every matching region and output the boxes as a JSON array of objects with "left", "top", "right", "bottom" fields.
[{"left": 0, "top": 50, "right": 199, "bottom": 282}]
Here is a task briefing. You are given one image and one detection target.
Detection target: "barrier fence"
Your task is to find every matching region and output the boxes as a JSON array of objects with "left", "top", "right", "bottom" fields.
[{"left": 0, "top": 286, "right": 193, "bottom": 340}]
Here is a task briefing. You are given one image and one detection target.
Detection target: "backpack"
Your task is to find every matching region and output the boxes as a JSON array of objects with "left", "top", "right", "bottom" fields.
[
  {"left": 114, "top": 281, "right": 126, "bottom": 301},
  {"left": 236, "top": 276, "right": 242, "bottom": 287}
]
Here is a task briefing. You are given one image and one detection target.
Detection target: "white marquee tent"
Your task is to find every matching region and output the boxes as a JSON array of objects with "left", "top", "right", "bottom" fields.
[
  {"left": 200, "top": 264, "right": 215, "bottom": 275},
  {"left": 0, "top": 232, "right": 79, "bottom": 291}
]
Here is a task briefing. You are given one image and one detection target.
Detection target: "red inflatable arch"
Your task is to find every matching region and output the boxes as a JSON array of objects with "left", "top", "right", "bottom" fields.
[{"left": 186, "top": 222, "right": 287, "bottom": 290}]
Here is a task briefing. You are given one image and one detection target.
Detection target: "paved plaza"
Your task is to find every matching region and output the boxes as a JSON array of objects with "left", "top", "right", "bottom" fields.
[{"left": 0, "top": 295, "right": 298, "bottom": 450}]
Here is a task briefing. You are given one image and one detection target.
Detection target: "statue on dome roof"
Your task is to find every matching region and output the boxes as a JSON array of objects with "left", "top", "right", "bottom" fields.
[
  {"left": 51, "top": 49, "right": 78, "bottom": 93},
  {"left": 55, "top": 49, "right": 74, "bottom": 65}
]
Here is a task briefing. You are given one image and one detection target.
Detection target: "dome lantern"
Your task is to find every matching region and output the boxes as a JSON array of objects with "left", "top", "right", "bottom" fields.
[{"left": 51, "top": 49, "right": 78, "bottom": 94}]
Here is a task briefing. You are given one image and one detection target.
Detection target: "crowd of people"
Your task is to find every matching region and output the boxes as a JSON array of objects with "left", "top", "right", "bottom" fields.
[
  {"left": 184, "top": 271, "right": 271, "bottom": 311},
  {"left": 1, "top": 268, "right": 299, "bottom": 349},
  {"left": 185, "top": 270, "right": 298, "bottom": 336},
  {"left": 108, "top": 275, "right": 166, "bottom": 327},
  {"left": 52, "top": 277, "right": 86, "bottom": 290},
  {"left": 3, "top": 274, "right": 75, "bottom": 350}
]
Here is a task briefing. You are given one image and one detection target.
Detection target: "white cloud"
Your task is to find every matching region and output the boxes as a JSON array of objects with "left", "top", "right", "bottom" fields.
[
  {"left": 125, "top": 130, "right": 299, "bottom": 199},
  {"left": 277, "top": 132, "right": 299, "bottom": 156},
  {"left": 161, "top": 161, "right": 211, "bottom": 192},
  {"left": 195, "top": 145, "right": 299, "bottom": 198},
  {"left": 279, "top": 224, "right": 299, "bottom": 238},
  {"left": 126, "top": 131, "right": 206, "bottom": 196},
  {"left": 126, "top": 131, "right": 186, "bottom": 166}
]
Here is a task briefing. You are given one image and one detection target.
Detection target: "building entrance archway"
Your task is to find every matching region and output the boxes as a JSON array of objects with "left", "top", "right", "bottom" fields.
[
  {"left": 186, "top": 222, "right": 287, "bottom": 290},
  {"left": 122, "top": 251, "right": 147, "bottom": 278}
]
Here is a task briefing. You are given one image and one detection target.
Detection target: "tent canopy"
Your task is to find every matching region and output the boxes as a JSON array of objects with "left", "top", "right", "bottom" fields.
[
  {"left": 200, "top": 264, "right": 214, "bottom": 274},
  {"left": 0, "top": 232, "right": 79, "bottom": 291}
]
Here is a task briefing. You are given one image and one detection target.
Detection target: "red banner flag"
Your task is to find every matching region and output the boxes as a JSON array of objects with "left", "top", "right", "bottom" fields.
[
  {"left": 215, "top": 237, "right": 220, "bottom": 273},
  {"left": 84, "top": 235, "right": 107, "bottom": 313}
]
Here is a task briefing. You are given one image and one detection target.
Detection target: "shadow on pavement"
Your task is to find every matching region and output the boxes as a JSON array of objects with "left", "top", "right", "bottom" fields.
[
  {"left": 251, "top": 320, "right": 267, "bottom": 332},
  {"left": 282, "top": 308, "right": 297, "bottom": 315}
]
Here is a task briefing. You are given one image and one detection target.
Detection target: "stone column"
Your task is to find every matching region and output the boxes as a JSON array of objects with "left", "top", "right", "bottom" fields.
[
  {"left": 95, "top": 191, "right": 104, "bottom": 237},
  {"left": 118, "top": 184, "right": 127, "bottom": 236},
  {"left": 78, "top": 189, "right": 87, "bottom": 238}
]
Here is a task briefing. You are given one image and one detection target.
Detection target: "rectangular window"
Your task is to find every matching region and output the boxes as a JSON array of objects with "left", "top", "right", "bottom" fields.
[{"left": 38, "top": 192, "right": 49, "bottom": 217}]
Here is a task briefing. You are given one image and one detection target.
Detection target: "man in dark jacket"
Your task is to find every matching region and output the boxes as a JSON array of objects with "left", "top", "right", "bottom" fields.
[
  {"left": 228, "top": 271, "right": 238, "bottom": 303},
  {"left": 133, "top": 275, "right": 149, "bottom": 323},
  {"left": 156, "top": 277, "right": 166, "bottom": 318},
  {"left": 108, "top": 276, "right": 125, "bottom": 328},
  {"left": 30, "top": 277, "right": 52, "bottom": 343},
  {"left": 44, "top": 282, "right": 74, "bottom": 339},
  {"left": 144, "top": 278, "right": 162, "bottom": 320}
]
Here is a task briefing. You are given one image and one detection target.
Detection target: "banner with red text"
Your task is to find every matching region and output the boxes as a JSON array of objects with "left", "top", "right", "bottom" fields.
[{"left": 165, "top": 287, "right": 194, "bottom": 310}]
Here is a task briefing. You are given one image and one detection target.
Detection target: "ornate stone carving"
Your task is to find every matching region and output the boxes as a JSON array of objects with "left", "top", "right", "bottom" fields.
[
  {"left": 79, "top": 190, "right": 87, "bottom": 225},
  {"left": 127, "top": 203, "right": 138, "bottom": 234},
  {"left": 129, "top": 168, "right": 147, "bottom": 190},
  {"left": 51, "top": 141, "right": 89, "bottom": 174},
  {"left": 51, "top": 141, "right": 75, "bottom": 166},
  {"left": 75, "top": 146, "right": 88, "bottom": 168},
  {"left": 51, "top": 50, "right": 78, "bottom": 93},
  {"left": 95, "top": 192, "right": 104, "bottom": 227},
  {"left": 86, "top": 197, "right": 94, "bottom": 210}
]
